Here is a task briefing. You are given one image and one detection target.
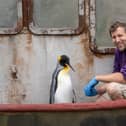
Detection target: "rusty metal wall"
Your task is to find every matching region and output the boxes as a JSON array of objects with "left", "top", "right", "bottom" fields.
[
  {"left": 0, "top": 1, "right": 114, "bottom": 104},
  {"left": 0, "top": 32, "right": 114, "bottom": 104}
]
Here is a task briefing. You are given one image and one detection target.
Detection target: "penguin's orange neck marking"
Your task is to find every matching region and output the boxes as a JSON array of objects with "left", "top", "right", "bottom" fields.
[{"left": 62, "top": 65, "right": 70, "bottom": 73}]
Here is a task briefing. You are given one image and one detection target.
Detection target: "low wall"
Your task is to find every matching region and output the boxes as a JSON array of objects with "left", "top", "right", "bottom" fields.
[{"left": 0, "top": 100, "right": 126, "bottom": 126}]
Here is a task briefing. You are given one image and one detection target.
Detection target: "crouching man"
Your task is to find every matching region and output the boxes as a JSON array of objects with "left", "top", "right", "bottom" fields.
[{"left": 84, "top": 21, "right": 126, "bottom": 101}]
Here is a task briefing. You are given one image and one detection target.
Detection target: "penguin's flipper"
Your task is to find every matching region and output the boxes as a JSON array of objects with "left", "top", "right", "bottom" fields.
[
  {"left": 49, "top": 70, "right": 57, "bottom": 104},
  {"left": 72, "top": 89, "right": 77, "bottom": 103},
  {"left": 49, "top": 63, "right": 61, "bottom": 104}
]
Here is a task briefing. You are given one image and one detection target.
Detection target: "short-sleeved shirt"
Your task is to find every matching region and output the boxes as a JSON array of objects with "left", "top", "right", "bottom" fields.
[{"left": 113, "top": 48, "right": 126, "bottom": 79}]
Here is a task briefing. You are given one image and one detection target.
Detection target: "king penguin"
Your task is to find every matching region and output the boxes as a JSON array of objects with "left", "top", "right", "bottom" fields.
[{"left": 49, "top": 55, "right": 76, "bottom": 104}]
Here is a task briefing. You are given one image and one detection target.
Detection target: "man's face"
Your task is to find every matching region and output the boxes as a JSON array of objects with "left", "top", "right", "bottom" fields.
[{"left": 111, "top": 27, "right": 126, "bottom": 51}]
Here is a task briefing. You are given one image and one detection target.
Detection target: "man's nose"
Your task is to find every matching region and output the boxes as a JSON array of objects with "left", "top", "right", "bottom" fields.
[{"left": 115, "top": 37, "right": 120, "bottom": 43}]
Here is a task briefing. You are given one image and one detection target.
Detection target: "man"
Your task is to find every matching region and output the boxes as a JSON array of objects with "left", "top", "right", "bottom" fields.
[{"left": 84, "top": 21, "right": 126, "bottom": 101}]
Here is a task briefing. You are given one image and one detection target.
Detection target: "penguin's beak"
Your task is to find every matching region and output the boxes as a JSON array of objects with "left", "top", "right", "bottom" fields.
[{"left": 68, "top": 63, "right": 75, "bottom": 72}]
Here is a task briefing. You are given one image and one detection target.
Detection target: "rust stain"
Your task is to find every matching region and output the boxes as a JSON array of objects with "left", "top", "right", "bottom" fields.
[
  {"left": 76, "top": 62, "right": 86, "bottom": 70},
  {"left": 25, "top": 34, "right": 32, "bottom": 52},
  {"left": 73, "top": 33, "right": 94, "bottom": 82},
  {"left": 6, "top": 37, "right": 27, "bottom": 103},
  {"left": 94, "top": 53, "right": 111, "bottom": 58},
  {"left": 82, "top": 32, "right": 112, "bottom": 59},
  {"left": 75, "top": 63, "right": 88, "bottom": 81},
  {"left": 27, "top": 33, "right": 32, "bottom": 44},
  {"left": 7, "top": 80, "right": 26, "bottom": 104},
  {"left": 14, "top": 17, "right": 23, "bottom": 33},
  {"left": 16, "top": 58, "right": 24, "bottom": 66},
  {"left": 80, "top": 33, "right": 94, "bottom": 66},
  {"left": 7, "top": 65, "right": 26, "bottom": 104}
]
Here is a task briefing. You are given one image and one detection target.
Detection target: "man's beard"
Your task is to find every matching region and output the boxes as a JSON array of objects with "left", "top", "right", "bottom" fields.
[{"left": 117, "top": 42, "right": 126, "bottom": 51}]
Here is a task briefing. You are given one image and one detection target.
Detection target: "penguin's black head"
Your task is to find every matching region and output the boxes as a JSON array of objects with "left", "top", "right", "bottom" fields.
[
  {"left": 58, "top": 55, "right": 75, "bottom": 71},
  {"left": 58, "top": 55, "right": 69, "bottom": 66}
]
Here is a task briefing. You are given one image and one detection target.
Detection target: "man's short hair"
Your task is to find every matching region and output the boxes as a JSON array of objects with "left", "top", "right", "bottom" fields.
[{"left": 109, "top": 21, "right": 126, "bottom": 36}]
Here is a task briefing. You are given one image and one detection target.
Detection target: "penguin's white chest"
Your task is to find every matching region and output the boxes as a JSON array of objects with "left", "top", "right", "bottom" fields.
[{"left": 54, "top": 71, "right": 73, "bottom": 103}]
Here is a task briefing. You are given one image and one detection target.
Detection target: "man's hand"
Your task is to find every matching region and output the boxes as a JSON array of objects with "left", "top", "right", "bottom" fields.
[{"left": 83, "top": 77, "right": 99, "bottom": 96}]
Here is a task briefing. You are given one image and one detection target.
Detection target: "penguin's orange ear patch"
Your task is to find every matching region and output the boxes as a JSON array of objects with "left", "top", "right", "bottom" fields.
[{"left": 58, "top": 56, "right": 61, "bottom": 62}]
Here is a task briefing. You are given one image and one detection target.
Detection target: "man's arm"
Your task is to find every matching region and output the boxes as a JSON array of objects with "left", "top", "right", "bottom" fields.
[
  {"left": 84, "top": 72, "right": 126, "bottom": 96},
  {"left": 95, "top": 72, "right": 126, "bottom": 84}
]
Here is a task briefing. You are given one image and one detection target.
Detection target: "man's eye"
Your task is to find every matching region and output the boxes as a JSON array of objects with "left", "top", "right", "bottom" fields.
[
  {"left": 118, "top": 35, "right": 122, "bottom": 37},
  {"left": 112, "top": 36, "right": 116, "bottom": 39}
]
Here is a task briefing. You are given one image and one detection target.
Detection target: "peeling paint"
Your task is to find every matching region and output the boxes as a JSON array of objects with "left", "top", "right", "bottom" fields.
[
  {"left": 10, "top": 65, "right": 18, "bottom": 80},
  {"left": 7, "top": 80, "right": 26, "bottom": 104}
]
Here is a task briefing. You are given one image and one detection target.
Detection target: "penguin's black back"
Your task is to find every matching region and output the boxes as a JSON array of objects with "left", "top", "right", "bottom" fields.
[{"left": 49, "top": 64, "right": 62, "bottom": 104}]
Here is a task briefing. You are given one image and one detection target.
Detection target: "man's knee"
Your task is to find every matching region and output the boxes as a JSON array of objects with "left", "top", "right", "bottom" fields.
[
  {"left": 106, "top": 82, "right": 123, "bottom": 100},
  {"left": 106, "top": 82, "right": 117, "bottom": 94}
]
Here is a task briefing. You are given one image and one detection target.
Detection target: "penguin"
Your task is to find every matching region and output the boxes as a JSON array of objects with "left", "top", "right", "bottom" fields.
[{"left": 49, "top": 55, "right": 76, "bottom": 104}]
